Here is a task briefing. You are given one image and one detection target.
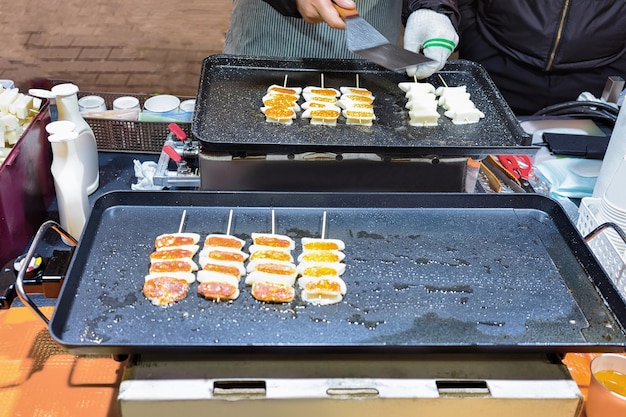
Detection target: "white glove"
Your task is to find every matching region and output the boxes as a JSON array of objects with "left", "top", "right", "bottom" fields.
[{"left": 404, "top": 9, "right": 458, "bottom": 79}]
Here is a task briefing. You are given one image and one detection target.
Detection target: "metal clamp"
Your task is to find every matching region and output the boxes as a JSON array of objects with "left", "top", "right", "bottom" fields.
[{"left": 15, "top": 220, "right": 77, "bottom": 325}]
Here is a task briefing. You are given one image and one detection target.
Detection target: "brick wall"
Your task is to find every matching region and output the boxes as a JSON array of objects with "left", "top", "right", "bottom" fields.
[{"left": 0, "top": 0, "right": 232, "bottom": 96}]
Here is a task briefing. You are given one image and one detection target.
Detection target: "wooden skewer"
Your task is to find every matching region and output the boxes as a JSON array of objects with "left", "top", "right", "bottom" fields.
[
  {"left": 177, "top": 210, "right": 187, "bottom": 234},
  {"left": 271, "top": 209, "right": 276, "bottom": 235},
  {"left": 355, "top": 74, "right": 360, "bottom": 89},
  {"left": 226, "top": 209, "right": 233, "bottom": 235},
  {"left": 320, "top": 73, "right": 325, "bottom": 89},
  {"left": 321, "top": 211, "right": 327, "bottom": 239},
  {"left": 438, "top": 74, "right": 448, "bottom": 88},
  {"left": 283, "top": 74, "right": 288, "bottom": 88}
]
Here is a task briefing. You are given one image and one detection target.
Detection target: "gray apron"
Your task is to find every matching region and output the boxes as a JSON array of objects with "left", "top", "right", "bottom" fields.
[{"left": 224, "top": 0, "right": 402, "bottom": 59}]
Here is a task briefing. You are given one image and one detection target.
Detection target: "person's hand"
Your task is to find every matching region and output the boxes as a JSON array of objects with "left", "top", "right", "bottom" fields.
[
  {"left": 403, "top": 9, "right": 458, "bottom": 79},
  {"left": 296, "top": 0, "right": 355, "bottom": 29}
]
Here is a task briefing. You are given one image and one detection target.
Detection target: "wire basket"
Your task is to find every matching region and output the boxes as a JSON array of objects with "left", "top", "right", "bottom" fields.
[
  {"left": 78, "top": 92, "right": 194, "bottom": 154},
  {"left": 577, "top": 197, "right": 626, "bottom": 298}
]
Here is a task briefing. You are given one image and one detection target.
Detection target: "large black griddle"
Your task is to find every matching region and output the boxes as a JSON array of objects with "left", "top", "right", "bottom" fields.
[
  {"left": 48, "top": 191, "right": 626, "bottom": 356},
  {"left": 192, "top": 55, "right": 533, "bottom": 157}
]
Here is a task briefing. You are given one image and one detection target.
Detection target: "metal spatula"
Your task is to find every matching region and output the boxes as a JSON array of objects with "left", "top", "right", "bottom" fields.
[{"left": 333, "top": 4, "right": 433, "bottom": 72}]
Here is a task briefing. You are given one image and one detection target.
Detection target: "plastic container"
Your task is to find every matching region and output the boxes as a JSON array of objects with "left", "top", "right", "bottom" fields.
[
  {"left": 113, "top": 96, "right": 140, "bottom": 110},
  {"left": 78, "top": 91, "right": 194, "bottom": 154},
  {"left": 179, "top": 99, "right": 196, "bottom": 113},
  {"left": 587, "top": 354, "right": 626, "bottom": 417},
  {"left": 78, "top": 95, "right": 106, "bottom": 113},
  {"left": 143, "top": 94, "right": 180, "bottom": 113}
]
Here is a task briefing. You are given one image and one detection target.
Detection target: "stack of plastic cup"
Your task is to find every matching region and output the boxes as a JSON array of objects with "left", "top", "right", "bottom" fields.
[
  {"left": 597, "top": 154, "right": 626, "bottom": 255},
  {"left": 594, "top": 102, "right": 626, "bottom": 199}
]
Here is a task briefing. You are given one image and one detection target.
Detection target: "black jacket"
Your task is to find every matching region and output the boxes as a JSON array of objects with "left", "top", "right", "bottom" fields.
[
  {"left": 262, "top": 0, "right": 461, "bottom": 29},
  {"left": 458, "top": 0, "right": 626, "bottom": 71}
]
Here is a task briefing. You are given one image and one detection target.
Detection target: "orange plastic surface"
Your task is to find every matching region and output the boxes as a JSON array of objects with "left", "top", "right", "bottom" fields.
[
  {"left": 0, "top": 307, "right": 125, "bottom": 417},
  {"left": 0, "top": 305, "right": 620, "bottom": 417}
]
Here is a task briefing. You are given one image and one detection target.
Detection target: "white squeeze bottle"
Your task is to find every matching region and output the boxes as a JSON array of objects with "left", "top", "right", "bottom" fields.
[
  {"left": 51, "top": 83, "right": 100, "bottom": 195},
  {"left": 48, "top": 130, "right": 91, "bottom": 241}
]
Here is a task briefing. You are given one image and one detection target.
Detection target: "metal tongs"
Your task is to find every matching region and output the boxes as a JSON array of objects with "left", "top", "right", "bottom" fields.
[{"left": 480, "top": 155, "right": 533, "bottom": 193}]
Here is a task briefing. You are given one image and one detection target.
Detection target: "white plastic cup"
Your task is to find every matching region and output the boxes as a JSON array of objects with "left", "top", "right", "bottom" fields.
[
  {"left": 78, "top": 95, "right": 106, "bottom": 113},
  {"left": 113, "top": 96, "right": 140, "bottom": 111},
  {"left": 143, "top": 95, "right": 180, "bottom": 113},
  {"left": 603, "top": 154, "right": 626, "bottom": 214},
  {"left": 179, "top": 99, "right": 196, "bottom": 113},
  {"left": 0, "top": 79, "right": 15, "bottom": 89},
  {"left": 586, "top": 354, "right": 626, "bottom": 417},
  {"left": 594, "top": 104, "right": 626, "bottom": 198}
]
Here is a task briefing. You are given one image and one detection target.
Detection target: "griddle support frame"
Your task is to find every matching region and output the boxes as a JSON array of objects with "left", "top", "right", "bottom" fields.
[{"left": 15, "top": 220, "right": 77, "bottom": 324}]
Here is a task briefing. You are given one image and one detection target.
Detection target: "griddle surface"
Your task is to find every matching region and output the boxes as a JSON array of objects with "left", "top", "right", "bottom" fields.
[
  {"left": 192, "top": 55, "right": 533, "bottom": 157},
  {"left": 49, "top": 192, "right": 626, "bottom": 355}
]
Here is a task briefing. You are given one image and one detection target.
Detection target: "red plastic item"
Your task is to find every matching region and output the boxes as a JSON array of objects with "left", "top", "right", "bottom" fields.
[
  {"left": 497, "top": 155, "right": 532, "bottom": 180},
  {"left": 163, "top": 145, "right": 182, "bottom": 162},
  {"left": 0, "top": 103, "right": 54, "bottom": 266},
  {"left": 168, "top": 123, "right": 187, "bottom": 141}
]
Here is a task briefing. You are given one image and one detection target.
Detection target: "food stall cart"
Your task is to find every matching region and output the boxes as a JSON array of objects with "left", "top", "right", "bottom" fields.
[{"left": 1, "top": 56, "right": 625, "bottom": 417}]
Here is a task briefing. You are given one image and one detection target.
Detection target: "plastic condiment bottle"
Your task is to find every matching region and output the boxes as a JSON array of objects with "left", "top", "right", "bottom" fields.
[
  {"left": 28, "top": 88, "right": 58, "bottom": 121},
  {"left": 51, "top": 83, "right": 100, "bottom": 195},
  {"left": 48, "top": 131, "right": 91, "bottom": 241}
]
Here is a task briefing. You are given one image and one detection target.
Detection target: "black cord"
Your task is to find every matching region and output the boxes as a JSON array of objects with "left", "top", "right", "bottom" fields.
[
  {"left": 533, "top": 100, "right": 619, "bottom": 125},
  {"left": 536, "top": 107, "right": 617, "bottom": 125}
]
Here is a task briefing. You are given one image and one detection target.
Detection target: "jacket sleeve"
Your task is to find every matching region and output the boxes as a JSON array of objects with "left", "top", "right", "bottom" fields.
[
  {"left": 403, "top": 0, "right": 460, "bottom": 30},
  {"left": 262, "top": 0, "right": 302, "bottom": 17},
  {"left": 456, "top": 0, "right": 475, "bottom": 33}
]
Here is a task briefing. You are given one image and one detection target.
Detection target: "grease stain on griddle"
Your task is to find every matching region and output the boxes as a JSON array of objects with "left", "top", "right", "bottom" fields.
[
  {"left": 98, "top": 291, "right": 138, "bottom": 310},
  {"left": 477, "top": 321, "right": 505, "bottom": 327},
  {"left": 347, "top": 313, "right": 385, "bottom": 330},
  {"left": 356, "top": 231, "right": 385, "bottom": 240},
  {"left": 424, "top": 285, "right": 474, "bottom": 294},
  {"left": 411, "top": 257, "right": 471, "bottom": 267},
  {"left": 79, "top": 314, "right": 111, "bottom": 344}
]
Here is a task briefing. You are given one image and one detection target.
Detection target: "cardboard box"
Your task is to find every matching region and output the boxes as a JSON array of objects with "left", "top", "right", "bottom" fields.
[{"left": 0, "top": 105, "right": 54, "bottom": 266}]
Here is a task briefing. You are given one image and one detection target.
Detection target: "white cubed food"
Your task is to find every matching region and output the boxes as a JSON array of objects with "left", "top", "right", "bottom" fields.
[
  {"left": 409, "top": 109, "right": 440, "bottom": 127},
  {"left": 444, "top": 107, "right": 485, "bottom": 124}
]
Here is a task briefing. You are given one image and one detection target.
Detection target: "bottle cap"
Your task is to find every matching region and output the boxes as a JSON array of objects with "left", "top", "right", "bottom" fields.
[
  {"left": 51, "top": 83, "right": 80, "bottom": 96},
  {"left": 46, "top": 120, "right": 76, "bottom": 135},
  {"left": 48, "top": 131, "right": 80, "bottom": 143}
]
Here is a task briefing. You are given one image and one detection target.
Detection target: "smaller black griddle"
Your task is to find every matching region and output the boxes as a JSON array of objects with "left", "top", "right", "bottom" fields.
[{"left": 192, "top": 55, "right": 534, "bottom": 157}]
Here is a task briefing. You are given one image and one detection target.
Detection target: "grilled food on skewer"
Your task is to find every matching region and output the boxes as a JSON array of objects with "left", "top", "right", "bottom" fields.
[
  {"left": 154, "top": 232, "right": 200, "bottom": 249},
  {"left": 298, "top": 276, "right": 347, "bottom": 305},
  {"left": 143, "top": 272, "right": 195, "bottom": 307},
  {"left": 197, "top": 271, "right": 240, "bottom": 301},
  {"left": 251, "top": 281, "right": 295, "bottom": 303}
]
